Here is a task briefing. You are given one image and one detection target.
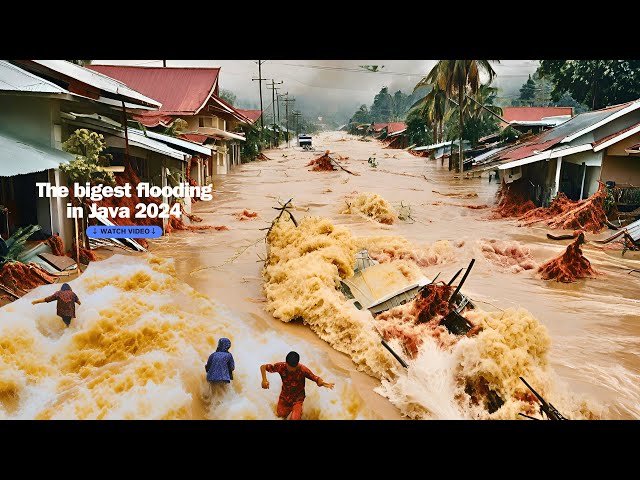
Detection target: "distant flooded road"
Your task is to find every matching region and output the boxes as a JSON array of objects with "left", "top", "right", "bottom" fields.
[{"left": 150, "top": 132, "right": 640, "bottom": 419}]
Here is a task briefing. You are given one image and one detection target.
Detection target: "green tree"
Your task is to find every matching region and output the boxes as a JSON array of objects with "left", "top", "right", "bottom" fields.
[
  {"left": 539, "top": 60, "right": 640, "bottom": 110},
  {"left": 405, "top": 108, "right": 433, "bottom": 147},
  {"left": 350, "top": 104, "right": 372, "bottom": 124},
  {"left": 424, "top": 60, "right": 498, "bottom": 172},
  {"left": 219, "top": 89, "right": 237, "bottom": 106},
  {"left": 518, "top": 75, "right": 536, "bottom": 105},
  {"left": 392, "top": 90, "right": 408, "bottom": 120},
  {"left": 370, "top": 87, "right": 394, "bottom": 122}
]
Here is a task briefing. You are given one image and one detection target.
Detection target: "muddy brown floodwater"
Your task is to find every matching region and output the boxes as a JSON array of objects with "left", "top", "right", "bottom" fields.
[{"left": 149, "top": 132, "right": 640, "bottom": 420}]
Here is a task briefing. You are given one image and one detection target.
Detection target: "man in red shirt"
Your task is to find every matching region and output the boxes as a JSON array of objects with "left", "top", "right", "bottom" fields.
[{"left": 260, "top": 351, "right": 334, "bottom": 420}]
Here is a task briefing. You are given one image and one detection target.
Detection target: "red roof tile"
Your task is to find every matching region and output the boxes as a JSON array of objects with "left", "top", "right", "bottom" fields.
[
  {"left": 86, "top": 65, "right": 219, "bottom": 116},
  {"left": 502, "top": 107, "right": 574, "bottom": 122},
  {"left": 236, "top": 109, "right": 262, "bottom": 123},
  {"left": 372, "top": 123, "right": 387, "bottom": 132}
]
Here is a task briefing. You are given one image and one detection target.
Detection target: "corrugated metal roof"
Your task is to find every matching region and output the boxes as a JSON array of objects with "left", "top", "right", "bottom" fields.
[
  {"left": 28, "top": 61, "right": 162, "bottom": 108},
  {"left": 386, "top": 122, "right": 407, "bottom": 134},
  {"left": 63, "top": 112, "right": 188, "bottom": 161},
  {"left": 502, "top": 107, "right": 574, "bottom": 122},
  {"left": 481, "top": 101, "right": 638, "bottom": 167},
  {"left": 87, "top": 65, "right": 218, "bottom": 115},
  {"left": 133, "top": 114, "right": 175, "bottom": 128},
  {"left": 236, "top": 109, "right": 262, "bottom": 123},
  {"left": 144, "top": 130, "right": 213, "bottom": 156},
  {"left": 592, "top": 121, "right": 640, "bottom": 150},
  {"left": 0, "top": 60, "right": 68, "bottom": 94},
  {"left": 0, "top": 128, "right": 74, "bottom": 177}
]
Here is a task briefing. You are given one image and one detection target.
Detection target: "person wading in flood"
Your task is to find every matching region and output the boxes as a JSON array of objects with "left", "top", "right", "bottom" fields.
[
  {"left": 32, "top": 283, "right": 81, "bottom": 328},
  {"left": 260, "top": 351, "right": 334, "bottom": 420},
  {"left": 205, "top": 338, "right": 235, "bottom": 394}
]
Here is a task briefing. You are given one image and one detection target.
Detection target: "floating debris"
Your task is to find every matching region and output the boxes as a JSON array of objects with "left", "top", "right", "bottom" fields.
[{"left": 538, "top": 231, "right": 599, "bottom": 282}]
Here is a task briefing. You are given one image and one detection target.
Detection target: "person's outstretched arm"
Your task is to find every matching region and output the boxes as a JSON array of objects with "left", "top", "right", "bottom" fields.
[
  {"left": 260, "top": 364, "right": 270, "bottom": 389},
  {"left": 303, "top": 366, "right": 335, "bottom": 390},
  {"left": 32, "top": 293, "right": 57, "bottom": 305},
  {"left": 74, "top": 294, "right": 81, "bottom": 305}
]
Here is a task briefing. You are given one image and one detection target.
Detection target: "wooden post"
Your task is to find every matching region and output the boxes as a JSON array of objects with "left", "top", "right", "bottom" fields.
[
  {"left": 579, "top": 162, "right": 587, "bottom": 199},
  {"left": 553, "top": 157, "right": 563, "bottom": 197},
  {"left": 74, "top": 216, "right": 80, "bottom": 275},
  {"left": 121, "top": 101, "right": 130, "bottom": 165}
]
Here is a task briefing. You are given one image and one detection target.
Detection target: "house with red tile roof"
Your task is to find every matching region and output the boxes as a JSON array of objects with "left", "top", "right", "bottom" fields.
[
  {"left": 86, "top": 65, "right": 252, "bottom": 176},
  {"left": 472, "top": 100, "right": 640, "bottom": 209}
]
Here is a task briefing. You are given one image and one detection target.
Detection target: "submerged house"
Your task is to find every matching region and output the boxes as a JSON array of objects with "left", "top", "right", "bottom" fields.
[
  {"left": 472, "top": 100, "right": 640, "bottom": 209},
  {"left": 86, "top": 65, "right": 252, "bottom": 178},
  {"left": 0, "top": 60, "right": 161, "bottom": 250}
]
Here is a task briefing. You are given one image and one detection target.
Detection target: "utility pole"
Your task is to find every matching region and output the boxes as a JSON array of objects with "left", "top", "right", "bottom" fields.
[
  {"left": 267, "top": 79, "right": 283, "bottom": 146},
  {"left": 251, "top": 61, "right": 268, "bottom": 133},
  {"left": 292, "top": 111, "right": 302, "bottom": 143},
  {"left": 281, "top": 94, "right": 295, "bottom": 148}
]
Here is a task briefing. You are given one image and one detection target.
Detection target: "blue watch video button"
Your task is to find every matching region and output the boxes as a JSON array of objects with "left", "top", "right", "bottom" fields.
[{"left": 87, "top": 225, "right": 162, "bottom": 238}]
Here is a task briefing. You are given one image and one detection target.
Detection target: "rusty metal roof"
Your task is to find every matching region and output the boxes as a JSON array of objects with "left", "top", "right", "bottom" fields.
[
  {"left": 236, "top": 109, "right": 263, "bottom": 123},
  {"left": 87, "top": 65, "right": 219, "bottom": 115},
  {"left": 502, "top": 107, "right": 574, "bottom": 122}
]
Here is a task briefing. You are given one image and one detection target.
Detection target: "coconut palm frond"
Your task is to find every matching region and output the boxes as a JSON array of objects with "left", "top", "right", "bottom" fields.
[{"left": 4, "top": 225, "right": 42, "bottom": 263}]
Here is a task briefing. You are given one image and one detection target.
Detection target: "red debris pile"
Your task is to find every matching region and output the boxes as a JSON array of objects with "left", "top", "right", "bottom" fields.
[
  {"left": 256, "top": 153, "right": 272, "bottom": 161},
  {"left": 492, "top": 179, "right": 536, "bottom": 218},
  {"left": 480, "top": 239, "right": 537, "bottom": 272},
  {"left": 307, "top": 151, "right": 337, "bottom": 171},
  {"left": 178, "top": 203, "right": 203, "bottom": 223},
  {"left": 538, "top": 232, "right": 599, "bottom": 282},
  {"left": 70, "top": 243, "right": 99, "bottom": 265},
  {"left": 235, "top": 210, "right": 259, "bottom": 221},
  {"left": 374, "top": 283, "right": 477, "bottom": 357},
  {"left": 0, "top": 262, "right": 56, "bottom": 293},
  {"left": 186, "top": 158, "right": 201, "bottom": 203},
  {"left": 409, "top": 150, "right": 429, "bottom": 157},
  {"left": 46, "top": 234, "right": 65, "bottom": 256},
  {"left": 520, "top": 183, "right": 609, "bottom": 233}
]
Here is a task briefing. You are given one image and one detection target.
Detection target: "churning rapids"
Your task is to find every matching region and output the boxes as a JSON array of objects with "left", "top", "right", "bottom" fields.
[{"left": 2, "top": 132, "right": 638, "bottom": 419}]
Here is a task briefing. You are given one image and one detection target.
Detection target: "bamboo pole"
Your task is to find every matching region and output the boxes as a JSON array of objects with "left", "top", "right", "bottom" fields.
[{"left": 75, "top": 216, "right": 80, "bottom": 275}]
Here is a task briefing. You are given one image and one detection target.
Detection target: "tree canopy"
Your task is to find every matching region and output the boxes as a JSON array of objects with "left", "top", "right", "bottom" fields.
[{"left": 539, "top": 60, "right": 640, "bottom": 110}]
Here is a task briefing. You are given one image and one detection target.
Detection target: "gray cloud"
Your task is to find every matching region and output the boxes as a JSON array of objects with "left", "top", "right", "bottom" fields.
[{"left": 93, "top": 59, "right": 539, "bottom": 120}]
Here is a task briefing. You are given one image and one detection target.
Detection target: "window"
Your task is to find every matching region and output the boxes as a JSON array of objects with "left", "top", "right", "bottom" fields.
[{"left": 199, "top": 117, "right": 213, "bottom": 128}]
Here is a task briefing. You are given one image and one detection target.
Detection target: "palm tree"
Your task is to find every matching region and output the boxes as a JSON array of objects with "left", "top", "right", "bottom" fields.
[
  {"left": 425, "top": 60, "right": 498, "bottom": 173},
  {"left": 410, "top": 82, "right": 447, "bottom": 144}
]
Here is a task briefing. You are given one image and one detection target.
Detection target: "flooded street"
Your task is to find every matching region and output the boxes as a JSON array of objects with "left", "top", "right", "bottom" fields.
[{"left": 147, "top": 131, "right": 640, "bottom": 419}]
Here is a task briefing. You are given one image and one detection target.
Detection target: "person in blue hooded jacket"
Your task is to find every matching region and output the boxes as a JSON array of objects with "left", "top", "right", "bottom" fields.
[{"left": 205, "top": 338, "right": 235, "bottom": 389}]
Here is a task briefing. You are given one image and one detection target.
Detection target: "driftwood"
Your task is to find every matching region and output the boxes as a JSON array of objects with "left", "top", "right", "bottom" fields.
[
  {"left": 547, "top": 233, "right": 578, "bottom": 241},
  {"left": 330, "top": 158, "right": 359, "bottom": 176}
]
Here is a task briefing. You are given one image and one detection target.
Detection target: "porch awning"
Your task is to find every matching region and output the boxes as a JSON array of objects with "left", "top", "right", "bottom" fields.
[{"left": 0, "top": 128, "right": 74, "bottom": 177}]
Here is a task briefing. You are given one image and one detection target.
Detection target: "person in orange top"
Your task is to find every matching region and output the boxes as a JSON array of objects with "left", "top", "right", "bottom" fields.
[
  {"left": 260, "top": 351, "right": 334, "bottom": 420},
  {"left": 32, "top": 283, "right": 81, "bottom": 327}
]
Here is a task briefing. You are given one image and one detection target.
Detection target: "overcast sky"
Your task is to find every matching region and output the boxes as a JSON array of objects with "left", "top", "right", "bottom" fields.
[{"left": 94, "top": 60, "right": 540, "bottom": 117}]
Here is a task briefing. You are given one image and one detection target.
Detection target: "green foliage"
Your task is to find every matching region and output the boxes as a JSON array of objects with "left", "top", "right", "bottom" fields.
[
  {"left": 220, "top": 89, "right": 237, "bottom": 106},
  {"left": 518, "top": 75, "right": 536, "bottom": 104},
  {"left": 61, "top": 129, "right": 115, "bottom": 186},
  {"left": 350, "top": 104, "right": 372, "bottom": 124},
  {"left": 539, "top": 60, "right": 640, "bottom": 110},
  {"left": 405, "top": 108, "right": 433, "bottom": 146},
  {"left": 368, "top": 156, "right": 378, "bottom": 168},
  {"left": 163, "top": 118, "right": 188, "bottom": 137},
  {"left": 0, "top": 225, "right": 42, "bottom": 265},
  {"left": 500, "top": 125, "right": 520, "bottom": 143}
]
